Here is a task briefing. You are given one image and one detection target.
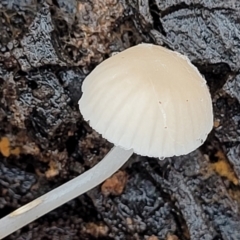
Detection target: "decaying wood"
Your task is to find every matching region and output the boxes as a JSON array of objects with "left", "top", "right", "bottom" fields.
[{"left": 0, "top": 0, "right": 240, "bottom": 239}]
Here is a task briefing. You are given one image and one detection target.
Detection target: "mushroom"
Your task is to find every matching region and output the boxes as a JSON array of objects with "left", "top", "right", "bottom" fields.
[
  {"left": 79, "top": 43, "right": 213, "bottom": 158},
  {"left": 0, "top": 43, "right": 213, "bottom": 238}
]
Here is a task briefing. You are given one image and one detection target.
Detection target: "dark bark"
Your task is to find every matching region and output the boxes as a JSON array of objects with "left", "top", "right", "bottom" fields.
[{"left": 0, "top": 0, "right": 240, "bottom": 239}]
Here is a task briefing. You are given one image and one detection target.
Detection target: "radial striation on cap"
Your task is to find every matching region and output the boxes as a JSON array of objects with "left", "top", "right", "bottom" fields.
[{"left": 79, "top": 43, "right": 213, "bottom": 158}]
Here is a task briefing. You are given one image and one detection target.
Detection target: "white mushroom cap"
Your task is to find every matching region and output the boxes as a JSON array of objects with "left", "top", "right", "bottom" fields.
[{"left": 79, "top": 43, "right": 213, "bottom": 158}]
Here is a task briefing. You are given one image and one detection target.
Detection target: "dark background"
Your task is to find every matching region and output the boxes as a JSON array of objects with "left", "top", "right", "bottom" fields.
[{"left": 0, "top": 0, "right": 240, "bottom": 239}]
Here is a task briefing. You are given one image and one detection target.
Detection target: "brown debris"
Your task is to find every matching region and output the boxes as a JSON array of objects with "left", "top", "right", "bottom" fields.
[
  {"left": 51, "top": 0, "right": 143, "bottom": 69},
  {"left": 211, "top": 150, "right": 238, "bottom": 185},
  {"left": 0, "top": 137, "right": 10, "bottom": 157},
  {"left": 45, "top": 160, "right": 60, "bottom": 178},
  {"left": 166, "top": 233, "right": 179, "bottom": 240},
  {"left": 213, "top": 119, "right": 221, "bottom": 128},
  {"left": 101, "top": 170, "right": 128, "bottom": 197},
  {"left": 84, "top": 222, "right": 109, "bottom": 238},
  {"left": 0, "top": 136, "right": 20, "bottom": 157}
]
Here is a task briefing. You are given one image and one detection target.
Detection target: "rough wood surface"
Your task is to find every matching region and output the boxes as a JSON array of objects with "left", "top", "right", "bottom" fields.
[{"left": 0, "top": 0, "right": 239, "bottom": 239}]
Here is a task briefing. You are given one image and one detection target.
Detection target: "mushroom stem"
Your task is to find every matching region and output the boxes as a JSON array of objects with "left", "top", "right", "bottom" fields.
[{"left": 0, "top": 146, "right": 133, "bottom": 239}]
